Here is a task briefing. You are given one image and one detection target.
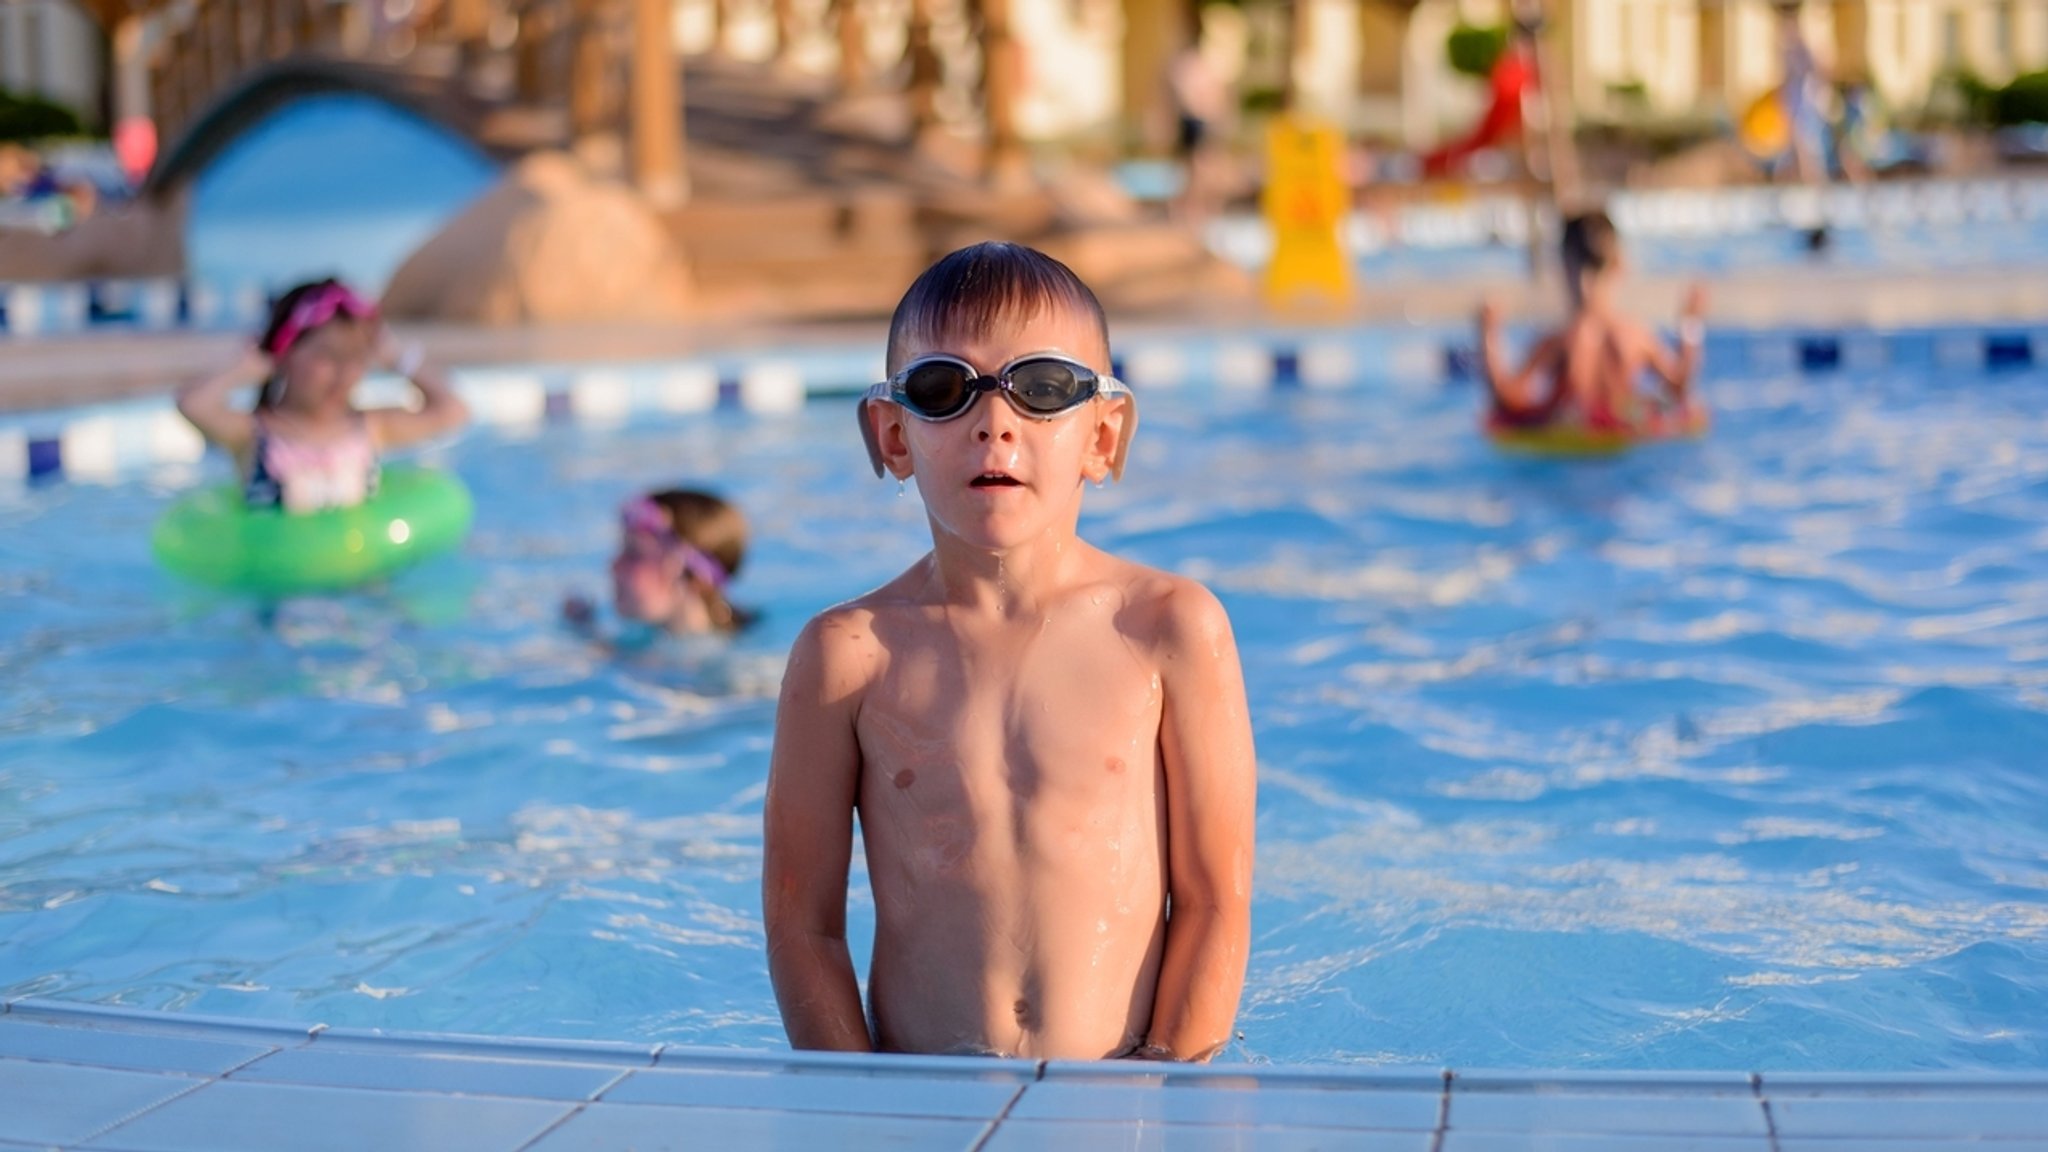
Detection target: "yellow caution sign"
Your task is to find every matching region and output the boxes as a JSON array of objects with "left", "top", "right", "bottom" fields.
[{"left": 1262, "top": 116, "right": 1352, "bottom": 309}]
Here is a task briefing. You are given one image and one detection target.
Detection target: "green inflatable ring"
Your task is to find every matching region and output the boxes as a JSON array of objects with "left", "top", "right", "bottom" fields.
[{"left": 153, "top": 466, "right": 474, "bottom": 594}]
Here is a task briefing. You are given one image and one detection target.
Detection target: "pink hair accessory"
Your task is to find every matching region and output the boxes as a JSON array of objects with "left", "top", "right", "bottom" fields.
[
  {"left": 619, "top": 496, "right": 730, "bottom": 590},
  {"left": 267, "top": 283, "right": 378, "bottom": 358}
]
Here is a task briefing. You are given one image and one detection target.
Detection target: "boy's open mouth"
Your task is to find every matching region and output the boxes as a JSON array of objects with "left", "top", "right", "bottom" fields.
[{"left": 970, "top": 472, "right": 1023, "bottom": 488}]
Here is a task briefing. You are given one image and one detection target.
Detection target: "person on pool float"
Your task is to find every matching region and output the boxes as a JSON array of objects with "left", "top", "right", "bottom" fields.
[
  {"left": 762, "top": 241, "right": 1257, "bottom": 1062},
  {"left": 175, "top": 278, "right": 469, "bottom": 514},
  {"left": 1477, "top": 209, "right": 1709, "bottom": 437},
  {"left": 562, "top": 487, "right": 755, "bottom": 639}
]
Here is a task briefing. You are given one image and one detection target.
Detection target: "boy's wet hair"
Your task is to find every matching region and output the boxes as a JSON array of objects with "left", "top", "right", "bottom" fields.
[
  {"left": 886, "top": 242, "right": 1109, "bottom": 371},
  {"left": 1560, "top": 210, "right": 1621, "bottom": 280}
]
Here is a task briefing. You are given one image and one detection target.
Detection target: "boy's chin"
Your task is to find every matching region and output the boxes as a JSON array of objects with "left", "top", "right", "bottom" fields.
[{"left": 936, "top": 516, "right": 1064, "bottom": 554}]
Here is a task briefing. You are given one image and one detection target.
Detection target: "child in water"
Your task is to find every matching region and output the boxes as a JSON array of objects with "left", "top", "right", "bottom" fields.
[
  {"left": 176, "top": 278, "right": 469, "bottom": 511},
  {"left": 563, "top": 488, "right": 753, "bottom": 637},
  {"left": 762, "top": 242, "right": 1258, "bottom": 1061},
  {"left": 1478, "top": 210, "right": 1709, "bottom": 434}
]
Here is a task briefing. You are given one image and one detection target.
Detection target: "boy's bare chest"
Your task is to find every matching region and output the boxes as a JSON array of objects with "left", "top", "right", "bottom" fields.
[{"left": 860, "top": 620, "right": 1163, "bottom": 791}]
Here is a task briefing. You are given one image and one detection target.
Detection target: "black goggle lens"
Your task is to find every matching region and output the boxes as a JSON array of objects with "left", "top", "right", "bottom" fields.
[
  {"left": 901, "top": 362, "right": 971, "bottom": 416},
  {"left": 897, "top": 358, "right": 1094, "bottom": 419},
  {"left": 1007, "top": 360, "right": 1088, "bottom": 411}
]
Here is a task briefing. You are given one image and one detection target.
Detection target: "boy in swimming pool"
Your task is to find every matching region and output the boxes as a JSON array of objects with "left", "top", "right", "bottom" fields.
[
  {"left": 762, "top": 242, "right": 1257, "bottom": 1061},
  {"left": 1478, "top": 210, "right": 1709, "bottom": 432}
]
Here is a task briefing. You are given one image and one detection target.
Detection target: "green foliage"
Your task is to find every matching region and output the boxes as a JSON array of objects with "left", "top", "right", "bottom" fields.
[
  {"left": 1241, "top": 85, "right": 1288, "bottom": 115},
  {"left": 1606, "top": 80, "right": 1651, "bottom": 112},
  {"left": 1446, "top": 23, "right": 1509, "bottom": 80},
  {"left": 1949, "top": 69, "right": 2000, "bottom": 124},
  {"left": 0, "top": 88, "right": 85, "bottom": 143},
  {"left": 1919, "top": 68, "right": 2048, "bottom": 128},
  {"left": 1995, "top": 70, "right": 2048, "bottom": 126}
]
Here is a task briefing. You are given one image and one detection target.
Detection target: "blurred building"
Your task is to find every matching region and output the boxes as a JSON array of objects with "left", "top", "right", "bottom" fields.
[
  {"left": 1571, "top": 0, "right": 2048, "bottom": 116},
  {"left": 1347, "top": 0, "right": 2048, "bottom": 147},
  {"left": 0, "top": 0, "right": 107, "bottom": 127}
]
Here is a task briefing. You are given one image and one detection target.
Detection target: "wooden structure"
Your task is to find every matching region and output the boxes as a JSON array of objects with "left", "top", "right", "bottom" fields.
[
  {"left": 69, "top": 0, "right": 686, "bottom": 202},
  {"left": 63, "top": 0, "right": 1072, "bottom": 201}
]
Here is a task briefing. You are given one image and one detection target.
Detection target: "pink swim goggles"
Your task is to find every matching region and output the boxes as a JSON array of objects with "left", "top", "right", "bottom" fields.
[
  {"left": 266, "top": 282, "right": 378, "bottom": 357},
  {"left": 620, "top": 497, "right": 730, "bottom": 589}
]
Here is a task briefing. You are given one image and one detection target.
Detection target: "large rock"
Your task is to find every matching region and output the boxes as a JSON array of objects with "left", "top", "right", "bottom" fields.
[{"left": 380, "top": 151, "right": 691, "bottom": 324}]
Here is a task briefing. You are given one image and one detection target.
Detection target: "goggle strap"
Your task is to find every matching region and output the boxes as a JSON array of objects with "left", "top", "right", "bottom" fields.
[{"left": 858, "top": 382, "right": 892, "bottom": 478}]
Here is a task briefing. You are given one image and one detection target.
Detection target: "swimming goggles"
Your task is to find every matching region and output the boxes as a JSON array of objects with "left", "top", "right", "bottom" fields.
[
  {"left": 268, "top": 283, "right": 378, "bottom": 358},
  {"left": 620, "top": 497, "right": 729, "bottom": 589},
  {"left": 857, "top": 353, "right": 1138, "bottom": 481}
]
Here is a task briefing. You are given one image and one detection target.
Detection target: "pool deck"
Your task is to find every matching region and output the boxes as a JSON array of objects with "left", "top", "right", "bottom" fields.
[{"left": 3, "top": 999, "right": 2045, "bottom": 1151}]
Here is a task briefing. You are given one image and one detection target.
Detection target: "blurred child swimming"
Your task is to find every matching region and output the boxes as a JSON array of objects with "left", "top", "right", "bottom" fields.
[
  {"left": 562, "top": 487, "right": 754, "bottom": 639},
  {"left": 176, "top": 278, "right": 470, "bottom": 512},
  {"left": 762, "top": 241, "right": 1257, "bottom": 1062},
  {"left": 1477, "top": 209, "right": 1709, "bottom": 436}
]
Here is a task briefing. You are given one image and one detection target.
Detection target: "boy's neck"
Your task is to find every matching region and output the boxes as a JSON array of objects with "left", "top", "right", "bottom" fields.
[
  {"left": 1576, "top": 280, "right": 1618, "bottom": 314},
  {"left": 926, "top": 529, "right": 1086, "bottom": 617}
]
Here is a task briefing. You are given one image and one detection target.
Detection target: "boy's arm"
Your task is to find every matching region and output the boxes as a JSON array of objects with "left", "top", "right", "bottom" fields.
[
  {"left": 1642, "top": 284, "right": 1708, "bottom": 406},
  {"left": 175, "top": 347, "right": 267, "bottom": 453},
  {"left": 762, "top": 611, "right": 874, "bottom": 1052},
  {"left": 1144, "top": 581, "right": 1257, "bottom": 1062},
  {"left": 1477, "top": 302, "right": 1562, "bottom": 415},
  {"left": 366, "top": 338, "right": 470, "bottom": 450}
]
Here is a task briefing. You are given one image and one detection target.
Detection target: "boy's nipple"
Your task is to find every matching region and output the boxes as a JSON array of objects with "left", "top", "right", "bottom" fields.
[{"left": 892, "top": 768, "right": 918, "bottom": 789}]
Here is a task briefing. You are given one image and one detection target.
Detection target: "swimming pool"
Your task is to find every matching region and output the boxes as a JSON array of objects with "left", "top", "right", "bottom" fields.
[{"left": 2, "top": 335, "right": 2044, "bottom": 1071}]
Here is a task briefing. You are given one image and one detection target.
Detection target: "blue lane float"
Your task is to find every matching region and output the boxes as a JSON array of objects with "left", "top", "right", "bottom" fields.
[{"left": 152, "top": 465, "right": 473, "bottom": 594}]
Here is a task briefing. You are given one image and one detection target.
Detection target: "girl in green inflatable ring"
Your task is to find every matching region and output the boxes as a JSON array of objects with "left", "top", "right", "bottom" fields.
[{"left": 176, "top": 278, "right": 470, "bottom": 513}]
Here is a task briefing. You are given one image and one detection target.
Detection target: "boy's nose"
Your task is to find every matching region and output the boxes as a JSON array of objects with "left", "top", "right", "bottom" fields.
[{"left": 971, "top": 392, "right": 1020, "bottom": 442}]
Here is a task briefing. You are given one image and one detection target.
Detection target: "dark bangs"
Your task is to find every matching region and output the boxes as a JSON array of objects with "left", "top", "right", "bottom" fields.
[{"left": 886, "top": 242, "right": 1108, "bottom": 371}]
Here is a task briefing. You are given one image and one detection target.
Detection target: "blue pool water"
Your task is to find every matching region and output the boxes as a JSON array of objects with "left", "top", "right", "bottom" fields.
[{"left": 3, "top": 355, "right": 2045, "bottom": 1070}]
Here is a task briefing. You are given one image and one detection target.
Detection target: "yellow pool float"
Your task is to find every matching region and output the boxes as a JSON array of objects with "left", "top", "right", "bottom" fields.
[{"left": 1486, "top": 407, "right": 1711, "bottom": 458}]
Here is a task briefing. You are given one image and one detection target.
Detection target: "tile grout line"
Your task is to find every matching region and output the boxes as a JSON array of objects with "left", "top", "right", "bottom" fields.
[
  {"left": 503, "top": 1064, "right": 635, "bottom": 1152},
  {"left": 1753, "top": 1072, "right": 1782, "bottom": 1152},
  {"left": 1429, "top": 1068, "right": 1452, "bottom": 1152},
  {"left": 68, "top": 1074, "right": 214, "bottom": 1149},
  {"left": 964, "top": 1062, "right": 1043, "bottom": 1152},
  {"left": 214, "top": 1041, "right": 295, "bottom": 1080},
  {"left": 506, "top": 1101, "right": 589, "bottom": 1152}
]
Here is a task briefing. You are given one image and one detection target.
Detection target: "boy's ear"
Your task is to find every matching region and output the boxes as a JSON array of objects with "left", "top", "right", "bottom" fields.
[
  {"left": 867, "top": 400, "right": 918, "bottom": 481},
  {"left": 1083, "top": 394, "right": 1137, "bottom": 484}
]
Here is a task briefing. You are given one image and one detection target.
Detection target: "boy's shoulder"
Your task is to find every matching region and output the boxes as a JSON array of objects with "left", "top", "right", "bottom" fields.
[
  {"left": 794, "top": 552, "right": 1231, "bottom": 654},
  {"left": 1088, "top": 551, "right": 1237, "bottom": 654},
  {"left": 788, "top": 562, "right": 931, "bottom": 667}
]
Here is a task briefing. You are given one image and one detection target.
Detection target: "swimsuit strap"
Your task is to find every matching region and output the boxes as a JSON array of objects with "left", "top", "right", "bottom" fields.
[{"left": 243, "top": 420, "right": 284, "bottom": 508}]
